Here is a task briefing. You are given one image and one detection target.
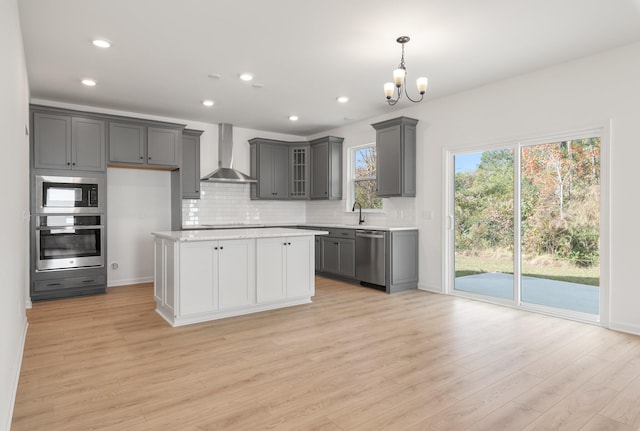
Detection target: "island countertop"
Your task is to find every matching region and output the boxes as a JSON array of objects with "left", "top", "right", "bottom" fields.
[{"left": 152, "top": 227, "right": 328, "bottom": 242}]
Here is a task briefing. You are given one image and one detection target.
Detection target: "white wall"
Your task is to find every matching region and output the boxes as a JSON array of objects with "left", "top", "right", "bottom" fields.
[
  {"left": 106, "top": 168, "right": 171, "bottom": 286},
  {"left": 316, "top": 42, "right": 640, "bottom": 334},
  {"left": 0, "top": 0, "right": 30, "bottom": 428}
]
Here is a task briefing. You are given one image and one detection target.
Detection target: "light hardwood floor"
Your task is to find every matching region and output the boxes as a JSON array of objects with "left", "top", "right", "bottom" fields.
[{"left": 12, "top": 277, "right": 640, "bottom": 430}]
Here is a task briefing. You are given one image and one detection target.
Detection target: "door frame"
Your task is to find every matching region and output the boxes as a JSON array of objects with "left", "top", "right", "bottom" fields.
[{"left": 443, "top": 122, "right": 611, "bottom": 327}]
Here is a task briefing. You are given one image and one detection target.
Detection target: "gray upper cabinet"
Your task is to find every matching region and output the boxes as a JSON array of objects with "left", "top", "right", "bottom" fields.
[
  {"left": 249, "top": 136, "right": 343, "bottom": 201},
  {"left": 289, "top": 144, "right": 309, "bottom": 199},
  {"left": 310, "top": 136, "right": 343, "bottom": 200},
  {"left": 109, "top": 122, "right": 182, "bottom": 169},
  {"left": 108, "top": 122, "right": 145, "bottom": 164},
  {"left": 148, "top": 127, "right": 181, "bottom": 166},
  {"left": 372, "top": 116, "right": 418, "bottom": 197},
  {"left": 181, "top": 129, "right": 203, "bottom": 199},
  {"left": 33, "top": 112, "right": 105, "bottom": 172},
  {"left": 249, "top": 139, "right": 289, "bottom": 199}
]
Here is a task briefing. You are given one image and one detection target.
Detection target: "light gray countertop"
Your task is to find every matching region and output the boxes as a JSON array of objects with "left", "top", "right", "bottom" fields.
[
  {"left": 303, "top": 224, "right": 418, "bottom": 232},
  {"left": 153, "top": 227, "right": 328, "bottom": 242},
  {"left": 183, "top": 223, "right": 418, "bottom": 232}
]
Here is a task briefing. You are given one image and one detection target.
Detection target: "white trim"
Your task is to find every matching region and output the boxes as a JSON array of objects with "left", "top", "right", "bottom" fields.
[
  {"left": 418, "top": 283, "right": 443, "bottom": 293},
  {"left": 107, "top": 276, "right": 153, "bottom": 288},
  {"left": 156, "top": 297, "right": 312, "bottom": 327},
  {"left": 5, "top": 320, "right": 28, "bottom": 431},
  {"left": 443, "top": 122, "right": 609, "bottom": 326},
  {"left": 609, "top": 320, "right": 640, "bottom": 337}
]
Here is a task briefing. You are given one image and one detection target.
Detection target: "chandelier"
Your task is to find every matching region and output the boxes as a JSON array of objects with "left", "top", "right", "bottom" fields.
[{"left": 383, "top": 36, "right": 428, "bottom": 106}]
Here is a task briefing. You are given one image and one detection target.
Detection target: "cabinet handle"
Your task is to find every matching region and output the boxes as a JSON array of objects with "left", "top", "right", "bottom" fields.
[
  {"left": 214, "top": 247, "right": 218, "bottom": 250},
  {"left": 334, "top": 242, "right": 339, "bottom": 245},
  {"left": 288, "top": 242, "right": 291, "bottom": 245},
  {"left": 220, "top": 246, "right": 224, "bottom": 250},
  {"left": 140, "top": 156, "right": 144, "bottom": 159},
  {"left": 66, "top": 162, "right": 71, "bottom": 166},
  {"left": 47, "top": 283, "right": 62, "bottom": 287},
  {"left": 82, "top": 279, "right": 95, "bottom": 283}
]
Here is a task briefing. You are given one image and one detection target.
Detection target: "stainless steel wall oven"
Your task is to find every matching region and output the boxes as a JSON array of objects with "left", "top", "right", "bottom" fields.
[{"left": 35, "top": 215, "right": 104, "bottom": 271}]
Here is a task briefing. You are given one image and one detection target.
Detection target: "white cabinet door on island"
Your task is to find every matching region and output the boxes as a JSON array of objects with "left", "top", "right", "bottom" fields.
[
  {"left": 153, "top": 228, "right": 326, "bottom": 327},
  {"left": 179, "top": 239, "right": 255, "bottom": 316},
  {"left": 256, "top": 236, "right": 314, "bottom": 303}
]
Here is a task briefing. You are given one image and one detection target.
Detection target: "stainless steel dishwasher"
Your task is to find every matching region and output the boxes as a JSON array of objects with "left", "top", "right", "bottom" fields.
[{"left": 355, "top": 230, "right": 386, "bottom": 286}]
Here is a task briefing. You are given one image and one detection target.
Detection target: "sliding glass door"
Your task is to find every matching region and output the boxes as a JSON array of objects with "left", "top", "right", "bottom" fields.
[
  {"left": 453, "top": 149, "right": 515, "bottom": 301},
  {"left": 450, "top": 136, "right": 601, "bottom": 319}
]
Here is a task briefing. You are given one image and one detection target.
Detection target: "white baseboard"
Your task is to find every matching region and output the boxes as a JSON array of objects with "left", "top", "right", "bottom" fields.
[
  {"left": 609, "top": 320, "right": 640, "bottom": 337},
  {"left": 107, "top": 276, "right": 153, "bottom": 288},
  {"left": 5, "top": 319, "right": 28, "bottom": 431},
  {"left": 418, "top": 283, "right": 443, "bottom": 294}
]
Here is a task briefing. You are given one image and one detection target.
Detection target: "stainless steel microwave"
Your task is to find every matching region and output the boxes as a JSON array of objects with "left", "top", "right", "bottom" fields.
[{"left": 35, "top": 175, "right": 104, "bottom": 214}]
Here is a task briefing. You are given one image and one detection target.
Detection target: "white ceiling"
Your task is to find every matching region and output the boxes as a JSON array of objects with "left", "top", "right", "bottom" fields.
[{"left": 18, "top": 0, "right": 640, "bottom": 136}]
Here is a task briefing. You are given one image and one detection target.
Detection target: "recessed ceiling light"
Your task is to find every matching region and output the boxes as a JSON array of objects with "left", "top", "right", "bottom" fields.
[
  {"left": 202, "top": 100, "right": 214, "bottom": 107},
  {"left": 289, "top": 115, "right": 299, "bottom": 121},
  {"left": 92, "top": 39, "right": 111, "bottom": 48},
  {"left": 337, "top": 96, "right": 349, "bottom": 103},
  {"left": 208, "top": 73, "right": 222, "bottom": 79},
  {"left": 252, "top": 83, "right": 264, "bottom": 88},
  {"left": 239, "top": 73, "right": 254, "bottom": 81},
  {"left": 81, "top": 79, "right": 96, "bottom": 87}
]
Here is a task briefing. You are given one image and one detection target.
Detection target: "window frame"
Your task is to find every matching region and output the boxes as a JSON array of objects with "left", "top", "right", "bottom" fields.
[{"left": 348, "top": 143, "right": 383, "bottom": 212}]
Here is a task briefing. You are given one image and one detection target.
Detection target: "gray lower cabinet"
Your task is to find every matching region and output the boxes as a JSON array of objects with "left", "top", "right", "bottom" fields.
[
  {"left": 387, "top": 230, "right": 419, "bottom": 293},
  {"left": 31, "top": 267, "right": 106, "bottom": 301},
  {"left": 181, "top": 129, "right": 203, "bottom": 199},
  {"left": 310, "top": 225, "right": 418, "bottom": 293},
  {"left": 310, "top": 136, "right": 343, "bottom": 200},
  {"left": 372, "top": 116, "right": 418, "bottom": 197},
  {"left": 249, "top": 139, "right": 289, "bottom": 199},
  {"left": 314, "top": 236, "right": 321, "bottom": 271},
  {"left": 33, "top": 112, "right": 106, "bottom": 171},
  {"left": 108, "top": 122, "right": 182, "bottom": 168},
  {"left": 320, "top": 229, "right": 356, "bottom": 278}
]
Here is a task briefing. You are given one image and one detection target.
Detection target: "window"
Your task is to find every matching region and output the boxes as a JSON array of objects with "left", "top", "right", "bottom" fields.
[{"left": 351, "top": 144, "right": 382, "bottom": 210}]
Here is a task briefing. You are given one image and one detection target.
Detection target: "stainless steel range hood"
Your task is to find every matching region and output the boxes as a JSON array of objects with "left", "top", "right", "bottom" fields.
[{"left": 201, "top": 123, "right": 257, "bottom": 183}]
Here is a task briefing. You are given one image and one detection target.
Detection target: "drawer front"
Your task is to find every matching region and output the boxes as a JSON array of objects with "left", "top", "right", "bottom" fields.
[
  {"left": 326, "top": 228, "right": 355, "bottom": 239},
  {"left": 34, "top": 274, "right": 106, "bottom": 292}
]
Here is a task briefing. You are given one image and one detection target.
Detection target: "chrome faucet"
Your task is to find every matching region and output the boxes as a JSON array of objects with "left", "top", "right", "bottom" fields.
[{"left": 352, "top": 202, "right": 365, "bottom": 225}]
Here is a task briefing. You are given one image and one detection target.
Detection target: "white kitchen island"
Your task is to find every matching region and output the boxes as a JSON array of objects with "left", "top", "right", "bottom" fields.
[{"left": 152, "top": 228, "right": 327, "bottom": 327}]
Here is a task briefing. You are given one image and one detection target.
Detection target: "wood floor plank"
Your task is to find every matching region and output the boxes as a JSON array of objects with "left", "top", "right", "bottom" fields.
[{"left": 11, "top": 278, "right": 640, "bottom": 430}]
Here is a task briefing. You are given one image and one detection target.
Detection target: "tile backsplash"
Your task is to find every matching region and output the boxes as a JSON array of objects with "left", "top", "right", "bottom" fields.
[
  {"left": 182, "top": 182, "right": 306, "bottom": 227},
  {"left": 183, "top": 181, "right": 416, "bottom": 228}
]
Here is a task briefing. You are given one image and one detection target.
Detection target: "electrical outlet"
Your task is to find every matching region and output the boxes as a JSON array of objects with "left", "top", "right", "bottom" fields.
[{"left": 110, "top": 262, "right": 119, "bottom": 270}]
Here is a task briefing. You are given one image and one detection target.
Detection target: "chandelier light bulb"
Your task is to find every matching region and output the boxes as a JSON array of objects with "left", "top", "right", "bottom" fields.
[
  {"left": 393, "top": 68, "right": 405, "bottom": 87},
  {"left": 384, "top": 82, "right": 395, "bottom": 99},
  {"left": 416, "top": 77, "right": 428, "bottom": 94}
]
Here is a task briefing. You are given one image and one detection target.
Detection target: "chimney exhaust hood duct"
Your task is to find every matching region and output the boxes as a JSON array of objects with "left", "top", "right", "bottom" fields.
[{"left": 201, "top": 123, "right": 257, "bottom": 183}]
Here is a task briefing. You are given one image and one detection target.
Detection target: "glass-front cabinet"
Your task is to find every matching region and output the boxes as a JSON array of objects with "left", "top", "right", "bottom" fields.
[{"left": 289, "top": 144, "right": 309, "bottom": 199}]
